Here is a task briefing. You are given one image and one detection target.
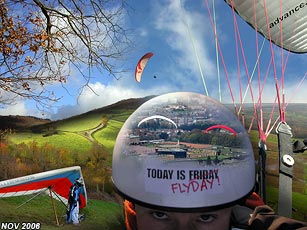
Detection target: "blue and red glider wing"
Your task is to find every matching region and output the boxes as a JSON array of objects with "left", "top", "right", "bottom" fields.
[{"left": 0, "top": 166, "right": 87, "bottom": 208}]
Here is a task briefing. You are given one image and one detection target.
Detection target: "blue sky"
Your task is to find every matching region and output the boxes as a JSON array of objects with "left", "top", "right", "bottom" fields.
[{"left": 1, "top": 0, "right": 307, "bottom": 120}]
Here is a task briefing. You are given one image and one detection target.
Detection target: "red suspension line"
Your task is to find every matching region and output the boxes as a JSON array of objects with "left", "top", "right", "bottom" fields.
[{"left": 229, "top": 0, "right": 263, "bottom": 134}]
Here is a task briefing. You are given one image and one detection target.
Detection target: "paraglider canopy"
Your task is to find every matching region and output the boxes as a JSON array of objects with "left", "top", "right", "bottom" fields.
[
  {"left": 135, "top": 52, "right": 154, "bottom": 82},
  {"left": 138, "top": 115, "right": 177, "bottom": 129},
  {"left": 204, "top": 124, "right": 237, "bottom": 137},
  {"left": 224, "top": 0, "right": 307, "bottom": 53}
]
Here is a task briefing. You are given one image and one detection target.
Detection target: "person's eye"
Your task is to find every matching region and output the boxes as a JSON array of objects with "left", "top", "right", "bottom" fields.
[
  {"left": 198, "top": 214, "right": 216, "bottom": 223},
  {"left": 151, "top": 211, "right": 169, "bottom": 220}
]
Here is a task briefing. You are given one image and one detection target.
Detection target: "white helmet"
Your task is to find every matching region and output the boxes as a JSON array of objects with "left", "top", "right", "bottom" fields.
[
  {"left": 75, "top": 177, "right": 83, "bottom": 186},
  {"left": 112, "top": 92, "right": 255, "bottom": 211}
]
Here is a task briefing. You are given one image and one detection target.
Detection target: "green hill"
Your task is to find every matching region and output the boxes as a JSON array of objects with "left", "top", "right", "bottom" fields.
[
  {"left": 0, "top": 97, "right": 156, "bottom": 229},
  {"left": 3, "top": 96, "right": 155, "bottom": 158}
]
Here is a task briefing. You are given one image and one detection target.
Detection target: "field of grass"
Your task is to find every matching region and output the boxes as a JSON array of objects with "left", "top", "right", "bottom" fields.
[
  {"left": 8, "top": 110, "right": 134, "bottom": 159},
  {"left": 9, "top": 132, "right": 92, "bottom": 153},
  {"left": 0, "top": 195, "right": 124, "bottom": 230},
  {"left": 93, "top": 112, "right": 132, "bottom": 159},
  {"left": 54, "top": 114, "right": 103, "bottom": 132},
  {"left": 1, "top": 187, "right": 306, "bottom": 228},
  {"left": 266, "top": 186, "right": 307, "bottom": 221},
  {"left": 0, "top": 107, "right": 137, "bottom": 229}
]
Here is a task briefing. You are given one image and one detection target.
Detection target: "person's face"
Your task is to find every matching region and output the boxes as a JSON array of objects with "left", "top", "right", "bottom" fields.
[{"left": 135, "top": 204, "right": 231, "bottom": 230}]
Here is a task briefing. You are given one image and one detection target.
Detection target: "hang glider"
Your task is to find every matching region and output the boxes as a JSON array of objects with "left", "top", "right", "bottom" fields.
[
  {"left": 224, "top": 0, "right": 307, "bottom": 53},
  {"left": 0, "top": 166, "right": 87, "bottom": 209}
]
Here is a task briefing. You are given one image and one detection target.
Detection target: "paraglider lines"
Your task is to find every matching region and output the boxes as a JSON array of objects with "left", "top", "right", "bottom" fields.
[{"left": 182, "top": 12, "right": 209, "bottom": 96}]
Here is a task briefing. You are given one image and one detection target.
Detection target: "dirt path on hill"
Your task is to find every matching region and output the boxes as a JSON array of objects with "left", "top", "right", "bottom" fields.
[{"left": 77, "top": 122, "right": 105, "bottom": 143}]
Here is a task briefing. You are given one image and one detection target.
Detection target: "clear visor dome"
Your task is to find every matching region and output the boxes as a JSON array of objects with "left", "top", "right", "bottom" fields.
[{"left": 112, "top": 92, "right": 255, "bottom": 210}]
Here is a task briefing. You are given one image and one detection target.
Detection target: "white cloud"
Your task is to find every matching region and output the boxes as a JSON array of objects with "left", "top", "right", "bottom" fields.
[
  {"left": 50, "top": 80, "right": 175, "bottom": 120},
  {"left": 0, "top": 101, "right": 29, "bottom": 116},
  {"left": 152, "top": 0, "right": 215, "bottom": 88}
]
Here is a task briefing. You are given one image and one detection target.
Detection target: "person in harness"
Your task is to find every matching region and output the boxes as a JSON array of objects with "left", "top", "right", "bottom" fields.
[
  {"left": 67, "top": 178, "right": 83, "bottom": 225},
  {"left": 111, "top": 92, "right": 307, "bottom": 230}
]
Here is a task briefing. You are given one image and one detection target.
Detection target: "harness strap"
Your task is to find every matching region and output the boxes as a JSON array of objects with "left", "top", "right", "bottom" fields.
[{"left": 276, "top": 122, "right": 293, "bottom": 218}]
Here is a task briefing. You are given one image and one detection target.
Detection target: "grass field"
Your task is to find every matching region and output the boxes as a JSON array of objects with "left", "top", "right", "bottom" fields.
[
  {"left": 266, "top": 186, "right": 307, "bottom": 221},
  {"left": 0, "top": 196, "right": 124, "bottom": 230},
  {"left": 0, "top": 109, "right": 132, "bottom": 228},
  {"left": 9, "top": 131, "right": 92, "bottom": 153},
  {"left": 1, "top": 187, "right": 306, "bottom": 228},
  {"left": 8, "top": 110, "right": 133, "bottom": 159}
]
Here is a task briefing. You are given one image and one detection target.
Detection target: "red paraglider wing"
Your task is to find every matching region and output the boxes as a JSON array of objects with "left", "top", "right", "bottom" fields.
[
  {"left": 135, "top": 52, "right": 154, "bottom": 82},
  {"left": 203, "top": 125, "right": 237, "bottom": 136}
]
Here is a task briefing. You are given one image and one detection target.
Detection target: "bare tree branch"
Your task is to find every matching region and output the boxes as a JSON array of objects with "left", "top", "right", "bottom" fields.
[{"left": 0, "top": 0, "right": 130, "bottom": 107}]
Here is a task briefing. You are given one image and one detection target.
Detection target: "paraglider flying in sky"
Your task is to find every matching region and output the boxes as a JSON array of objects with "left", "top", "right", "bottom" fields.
[{"left": 135, "top": 52, "right": 154, "bottom": 83}]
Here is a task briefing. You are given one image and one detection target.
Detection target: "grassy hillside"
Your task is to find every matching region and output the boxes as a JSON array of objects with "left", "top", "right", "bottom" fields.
[
  {"left": 6, "top": 97, "right": 153, "bottom": 154},
  {"left": 0, "top": 97, "right": 155, "bottom": 228},
  {"left": 235, "top": 103, "right": 307, "bottom": 139},
  {"left": 0, "top": 115, "right": 50, "bottom": 131},
  {"left": 5, "top": 101, "right": 307, "bottom": 154},
  {"left": 0, "top": 195, "right": 124, "bottom": 230}
]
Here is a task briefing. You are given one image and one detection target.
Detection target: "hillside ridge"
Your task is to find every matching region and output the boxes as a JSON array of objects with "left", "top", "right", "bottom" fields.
[{"left": 0, "top": 95, "right": 156, "bottom": 131}]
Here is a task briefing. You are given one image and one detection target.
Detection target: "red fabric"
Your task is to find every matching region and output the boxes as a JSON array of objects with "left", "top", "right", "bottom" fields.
[
  {"left": 124, "top": 200, "right": 137, "bottom": 230},
  {"left": 245, "top": 192, "right": 265, "bottom": 209}
]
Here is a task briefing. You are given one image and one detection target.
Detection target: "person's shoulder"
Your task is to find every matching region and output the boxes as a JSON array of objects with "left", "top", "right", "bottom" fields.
[
  {"left": 248, "top": 205, "right": 307, "bottom": 230},
  {"left": 231, "top": 205, "right": 253, "bottom": 229}
]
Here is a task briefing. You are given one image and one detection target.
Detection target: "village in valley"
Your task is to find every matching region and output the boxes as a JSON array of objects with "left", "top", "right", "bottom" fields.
[{"left": 122, "top": 99, "right": 249, "bottom": 165}]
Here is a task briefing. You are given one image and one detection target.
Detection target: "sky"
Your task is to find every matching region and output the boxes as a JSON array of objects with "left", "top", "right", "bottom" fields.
[{"left": 1, "top": 0, "right": 307, "bottom": 120}]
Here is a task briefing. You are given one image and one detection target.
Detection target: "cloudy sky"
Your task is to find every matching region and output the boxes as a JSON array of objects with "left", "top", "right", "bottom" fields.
[{"left": 1, "top": 0, "right": 307, "bottom": 120}]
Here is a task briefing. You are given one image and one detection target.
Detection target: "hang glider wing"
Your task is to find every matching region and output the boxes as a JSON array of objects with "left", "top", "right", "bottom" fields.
[
  {"left": 135, "top": 52, "right": 154, "bottom": 82},
  {"left": 224, "top": 0, "right": 307, "bottom": 53},
  {"left": 0, "top": 166, "right": 87, "bottom": 208}
]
